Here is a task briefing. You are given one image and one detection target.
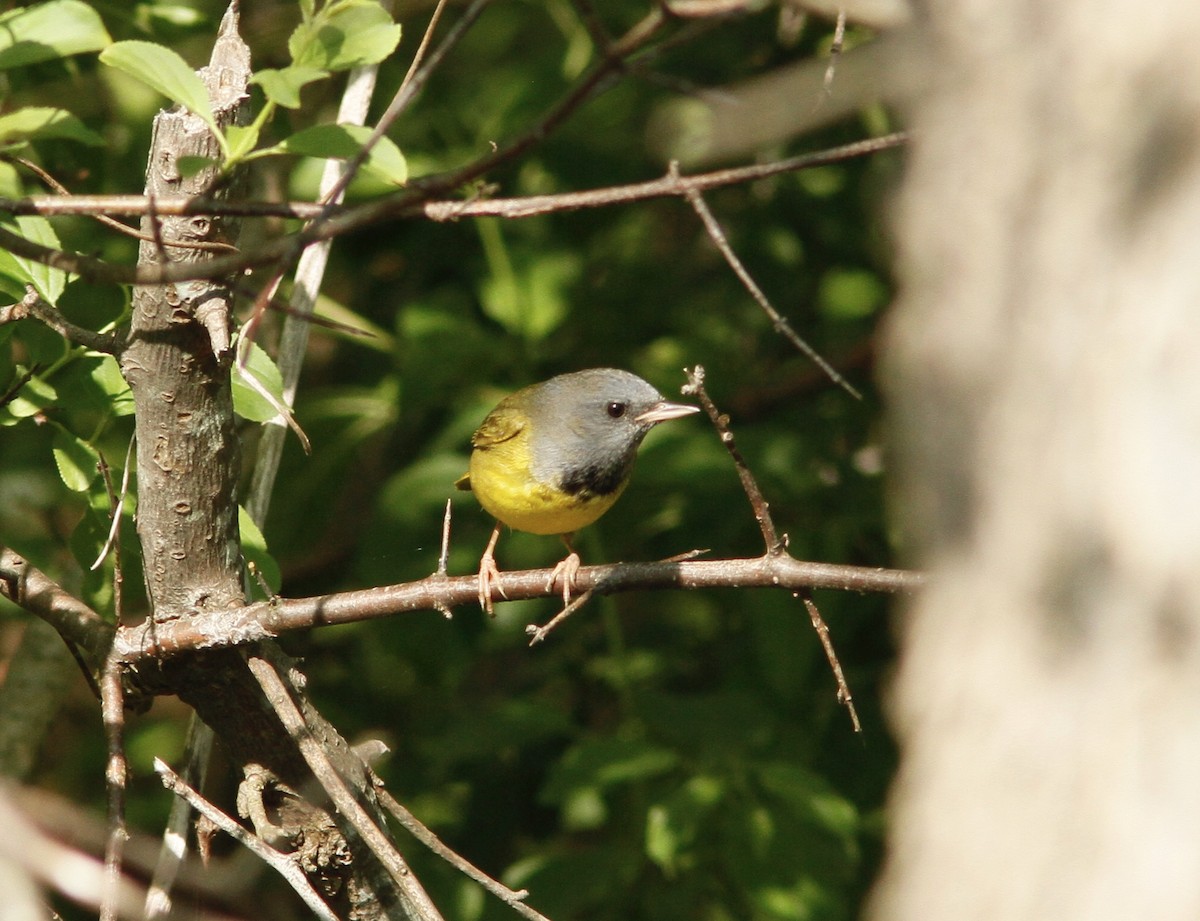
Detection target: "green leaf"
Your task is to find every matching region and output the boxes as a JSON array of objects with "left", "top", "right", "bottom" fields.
[
  {"left": 541, "top": 738, "right": 679, "bottom": 805},
  {"left": 0, "top": 0, "right": 112, "bottom": 70},
  {"left": 478, "top": 228, "right": 578, "bottom": 342},
  {"left": 754, "top": 762, "right": 859, "bottom": 845},
  {"left": 1, "top": 372, "right": 56, "bottom": 422},
  {"left": 10, "top": 216, "right": 68, "bottom": 304},
  {"left": 645, "top": 775, "right": 725, "bottom": 874},
  {"left": 135, "top": 4, "right": 205, "bottom": 28},
  {"left": 231, "top": 340, "right": 286, "bottom": 423},
  {"left": 251, "top": 65, "right": 328, "bottom": 109},
  {"left": 90, "top": 356, "right": 134, "bottom": 417},
  {"left": 268, "top": 124, "right": 407, "bottom": 186},
  {"left": 176, "top": 155, "right": 218, "bottom": 179},
  {"left": 52, "top": 427, "right": 99, "bottom": 492},
  {"left": 100, "top": 41, "right": 215, "bottom": 129},
  {"left": 223, "top": 123, "right": 261, "bottom": 162},
  {"left": 0, "top": 108, "right": 105, "bottom": 148},
  {"left": 289, "top": 1, "right": 401, "bottom": 72},
  {"left": 817, "top": 267, "right": 888, "bottom": 320},
  {"left": 239, "top": 506, "right": 281, "bottom": 597}
]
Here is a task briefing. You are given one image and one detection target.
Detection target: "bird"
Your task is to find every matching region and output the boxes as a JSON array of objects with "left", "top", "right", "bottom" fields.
[{"left": 456, "top": 368, "right": 700, "bottom": 614}]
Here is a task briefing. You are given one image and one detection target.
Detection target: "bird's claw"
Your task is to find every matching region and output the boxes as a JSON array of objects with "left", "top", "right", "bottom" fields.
[
  {"left": 548, "top": 551, "right": 581, "bottom": 607},
  {"left": 478, "top": 552, "right": 506, "bottom": 617}
]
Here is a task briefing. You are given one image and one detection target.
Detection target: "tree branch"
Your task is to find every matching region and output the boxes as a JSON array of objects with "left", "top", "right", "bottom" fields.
[
  {"left": 1, "top": 285, "right": 125, "bottom": 354},
  {"left": 0, "top": 546, "right": 115, "bottom": 660},
  {"left": 112, "top": 555, "right": 921, "bottom": 663}
]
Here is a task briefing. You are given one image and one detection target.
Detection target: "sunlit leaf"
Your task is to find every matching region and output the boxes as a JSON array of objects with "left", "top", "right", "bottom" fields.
[
  {"left": 100, "top": 41, "right": 215, "bottom": 129},
  {"left": 224, "top": 123, "right": 260, "bottom": 161},
  {"left": 541, "top": 738, "right": 679, "bottom": 804},
  {"left": 52, "top": 427, "right": 99, "bottom": 492},
  {"left": 86, "top": 354, "right": 135, "bottom": 417},
  {"left": 266, "top": 123, "right": 407, "bottom": 186},
  {"left": 0, "top": 0, "right": 112, "bottom": 69},
  {"left": 1, "top": 373, "right": 55, "bottom": 422},
  {"left": 251, "top": 65, "right": 327, "bottom": 109},
  {"left": 645, "top": 775, "right": 725, "bottom": 874},
  {"left": 239, "top": 506, "right": 281, "bottom": 597},
  {"left": 289, "top": 1, "right": 401, "bottom": 72},
  {"left": 0, "top": 107, "right": 104, "bottom": 148},
  {"left": 9, "top": 216, "right": 68, "bottom": 304},
  {"left": 231, "top": 340, "right": 287, "bottom": 423}
]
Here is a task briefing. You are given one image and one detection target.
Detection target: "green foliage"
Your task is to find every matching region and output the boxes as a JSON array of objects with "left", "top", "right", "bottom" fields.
[
  {"left": 0, "top": 107, "right": 105, "bottom": 149},
  {"left": 0, "top": 0, "right": 901, "bottom": 918},
  {"left": 101, "top": 40, "right": 218, "bottom": 132},
  {"left": 0, "top": 0, "right": 111, "bottom": 69},
  {"left": 231, "top": 338, "right": 288, "bottom": 423}
]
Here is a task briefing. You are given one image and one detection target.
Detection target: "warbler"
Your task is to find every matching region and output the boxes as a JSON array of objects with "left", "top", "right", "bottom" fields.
[{"left": 456, "top": 368, "right": 700, "bottom": 614}]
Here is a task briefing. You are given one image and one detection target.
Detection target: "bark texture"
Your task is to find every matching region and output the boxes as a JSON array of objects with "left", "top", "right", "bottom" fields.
[
  {"left": 873, "top": 2, "right": 1200, "bottom": 920},
  {"left": 116, "top": 9, "right": 422, "bottom": 918}
]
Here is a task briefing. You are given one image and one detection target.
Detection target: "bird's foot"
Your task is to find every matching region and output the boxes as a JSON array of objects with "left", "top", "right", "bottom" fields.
[
  {"left": 478, "top": 552, "right": 507, "bottom": 617},
  {"left": 548, "top": 551, "right": 581, "bottom": 607}
]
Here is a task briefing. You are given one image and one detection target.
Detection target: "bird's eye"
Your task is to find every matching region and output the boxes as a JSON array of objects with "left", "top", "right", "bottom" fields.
[{"left": 606, "top": 401, "right": 627, "bottom": 419}]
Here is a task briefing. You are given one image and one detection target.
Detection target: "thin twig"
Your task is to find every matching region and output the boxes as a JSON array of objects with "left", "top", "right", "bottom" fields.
[
  {"left": 319, "top": 0, "right": 481, "bottom": 210},
  {"left": 99, "top": 655, "right": 128, "bottom": 921},
  {"left": 91, "top": 436, "right": 135, "bottom": 577},
  {"left": 822, "top": 9, "right": 848, "bottom": 95},
  {"left": 437, "top": 499, "right": 453, "bottom": 578},
  {"left": 0, "top": 133, "right": 907, "bottom": 288},
  {"left": 13, "top": 286, "right": 125, "bottom": 354},
  {"left": 10, "top": 156, "right": 235, "bottom": 253},
  {"left": 677, "top": 174, "right": 862, "bottom": 400},
  {"left": 525, "top": 587, "right": 597, "bottom": 645},
  {"left": 683, "top": 365, "right": 784, "bottom": 552},
  {"left": 145, "top": 717, "right": 214, "bottom": 920},
  {"left": 9, "top": 133, "right": 905, "bottom": 223},
  {"left": 801, "top": 590, "right": 861, "bottom": 732},
  {"left": 370, "top": 774, "right": 554, "bottom": 921},
  {"left": 155, "top": 758, "right": 338, "bottom": 921},
  {"left": 431, "top": 500, "right": 455, "bottom": 618},
  {"left": 99, "top": 441, "right": 131, "bottom": 921},
  {"left": 684, "top": 367, "right": 862, "bottom": 733},
  {"left": 421, "top": 133, "right": 905, "bottom": 221},
  {"left": 245, "top": 654, "right": 445, "bottom": 921}
]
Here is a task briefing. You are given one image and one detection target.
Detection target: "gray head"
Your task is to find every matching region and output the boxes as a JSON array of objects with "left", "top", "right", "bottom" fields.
[{"left": 523, "top": 368, "right": 699, "bottom": 498}]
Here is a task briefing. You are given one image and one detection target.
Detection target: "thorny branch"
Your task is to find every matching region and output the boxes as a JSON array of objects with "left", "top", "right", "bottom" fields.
[
  {"left": 677, "top": 170, "right": 864, "bottom": 399},
  {"left": 370, "top": 773, "right": 554, "bottom": 921},
  {"left": 683, "top": 366, "right": 863, "bottom": 731},
  {"left": 684, "top": 366, "right": 784, "bottom": 553}
]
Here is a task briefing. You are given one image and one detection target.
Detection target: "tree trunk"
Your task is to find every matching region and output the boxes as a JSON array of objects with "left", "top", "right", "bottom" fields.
[
  {"left": 118, "top": 8, "right": 425, "bottom": 918},
  {"left": 873, "top": 2, "right": 1200, "bottom": 920}
]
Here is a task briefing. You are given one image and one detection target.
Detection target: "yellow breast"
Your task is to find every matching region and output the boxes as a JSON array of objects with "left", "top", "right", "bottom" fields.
[{"left": 468, "top": 433, "right": 626, "bottom": 535}]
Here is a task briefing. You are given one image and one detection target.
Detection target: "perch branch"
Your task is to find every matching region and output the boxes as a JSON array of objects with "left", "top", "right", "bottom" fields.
[{"left": 112, "top": 555, "right": 921, "bottom": 663}]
